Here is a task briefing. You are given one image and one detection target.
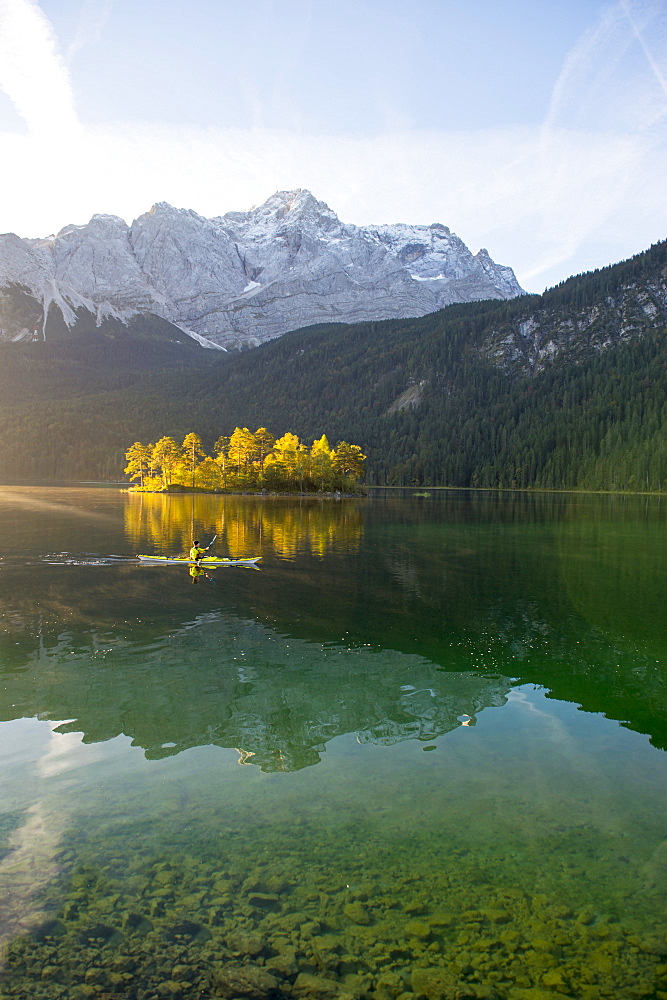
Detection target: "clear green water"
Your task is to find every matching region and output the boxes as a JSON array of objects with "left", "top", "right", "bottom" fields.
[{"left": 0, "top": 487, "right": 665, "bottom": 1000}]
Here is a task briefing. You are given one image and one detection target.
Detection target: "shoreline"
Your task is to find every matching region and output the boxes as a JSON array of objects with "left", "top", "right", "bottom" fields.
[{"left": 125, "top": 487, "right": 364, "bottom": 498}]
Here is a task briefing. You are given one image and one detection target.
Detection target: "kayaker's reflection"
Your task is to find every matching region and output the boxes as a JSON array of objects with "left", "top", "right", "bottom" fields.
[{"left": 189, "top": 563, "right": 215, "bottom": 586}]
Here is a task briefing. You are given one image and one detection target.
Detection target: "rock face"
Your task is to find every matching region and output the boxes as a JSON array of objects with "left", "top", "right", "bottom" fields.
[{"left": 0, "top": 190, "right": 524, "bottom": 349}]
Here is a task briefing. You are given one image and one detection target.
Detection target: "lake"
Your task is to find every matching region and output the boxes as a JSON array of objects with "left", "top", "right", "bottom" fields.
[{"left": 0, "top": 486, "right": 665, "bottom": 1000}]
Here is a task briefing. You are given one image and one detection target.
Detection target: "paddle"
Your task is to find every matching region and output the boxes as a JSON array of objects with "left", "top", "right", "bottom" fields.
[{"left": 205, "top": 533, "right": 217, "bottom": 551}]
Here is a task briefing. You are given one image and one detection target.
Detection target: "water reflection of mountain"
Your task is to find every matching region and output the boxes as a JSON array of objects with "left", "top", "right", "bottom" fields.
[
  {"left": 0, "top": 553, "right": 665, "bottom": 762},
  {"left": 0, "top": 603, "right": 510, "bottom": 770}
]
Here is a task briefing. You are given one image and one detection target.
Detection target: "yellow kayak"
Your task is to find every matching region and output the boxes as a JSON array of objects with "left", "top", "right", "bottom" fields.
[{"left": 137, "top": 555, "right": 261, "bottom": 567}]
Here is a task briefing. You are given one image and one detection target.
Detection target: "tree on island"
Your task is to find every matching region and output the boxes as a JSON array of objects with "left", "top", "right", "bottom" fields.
[
  {"left": 125, "top": 427, "right": 366, "bottom": 493},
  {"left": 123, "top": 442, "right": 153, "bottom": 488},
  {"left": 151, "top": 436, "right": 183, "bottom": 489},
  {"left": 182, "top": 432, "right": 206, "bottom": 489}
]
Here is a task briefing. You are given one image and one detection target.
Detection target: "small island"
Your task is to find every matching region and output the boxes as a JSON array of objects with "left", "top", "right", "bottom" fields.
[{"left": 124, "top": 427, "right": 366, "bottom": 494}]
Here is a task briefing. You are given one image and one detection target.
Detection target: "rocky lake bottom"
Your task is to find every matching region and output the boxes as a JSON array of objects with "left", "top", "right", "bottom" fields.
[{"left": 2, "top": 709, "right": 666, "bottom": 1000}]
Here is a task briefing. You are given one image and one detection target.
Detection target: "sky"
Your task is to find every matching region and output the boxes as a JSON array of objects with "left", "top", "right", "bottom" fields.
[{"left": 0, "top": 0, "right": 665, "bottom": 291}]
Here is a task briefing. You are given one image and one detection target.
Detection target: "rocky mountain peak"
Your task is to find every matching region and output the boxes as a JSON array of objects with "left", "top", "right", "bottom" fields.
[
  {"left": 253, "top": 189, "right": 328, "bottom": 219},
  {"left": 220, "top": 189, "right": 342, "bottom": 238},
  {"left": 0, "top": 191, "right": 525, "bottom": 350},
  {"left": 142, "top": 202, "right": 206, "bottom": 225}
]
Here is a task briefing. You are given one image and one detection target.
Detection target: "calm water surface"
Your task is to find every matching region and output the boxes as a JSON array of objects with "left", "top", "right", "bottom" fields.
[{"left": 0, "top": 487, "right": 665, "bottom": 1000}]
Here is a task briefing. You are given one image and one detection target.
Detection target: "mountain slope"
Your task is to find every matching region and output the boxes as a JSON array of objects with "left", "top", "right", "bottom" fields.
[
  {"left": 0, "top": 240, "right": 665, "bottom": 489},
  {"left": 0, "top": 190, "right": 523, "bottom": 349}
]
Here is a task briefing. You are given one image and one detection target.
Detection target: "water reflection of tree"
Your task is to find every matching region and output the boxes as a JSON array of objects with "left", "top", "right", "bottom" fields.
[{"left": 124, "top": 495, "right": 364, "bottom": 560}]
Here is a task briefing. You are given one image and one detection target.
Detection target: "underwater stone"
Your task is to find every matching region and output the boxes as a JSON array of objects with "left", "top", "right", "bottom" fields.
[
  {"left": 404, "top": 920, "right": 431, "bottom": 940},
  {"left": 153, "top": 886, "right": 173, "bottom": 898},
  {"left": 508, "top": 990, "right": 569, "bottom": 1000},
  {"left": 404, "top": 901, "right": 427, "bottom": 915},
  {"left": 410, "top": 967, "right": 476, "bottom": 1000},
  {"left": 226, "top": 930, "right": 265, "bottom": 955},
  {"left": 292, "top": 971, "right": 359, "bottom": 1000},
  {"left": 311, "top": 933, "right": 341, "bottom": 949},
  {"left": 61, "top": 900, "right": 81, "bottom": 920},
  {"left": 302, "top": 920, "right": 322, "bottom": 935},
  {"left": 532, "top": 936, "right": 558, "bottom": 954},
  {"left": 213, "top": 878, "right": 235, "bottom": 892},
  {"left": 342, "top": 972, "right": 371, "bottom": 994},
  {"left": 78, "top": 923, "right": 121, "bottom": 945},
  {"left": 165, "top": 919, "right": 210, "bottom": 942},
  {"left": 156, "top": 980, "right": 185, "bottom": 997},
  {"left": 154, "top": 870, "right": 175, "bottom": 884},
  {"left": 206, "top": 906, "right": 228, "bottom": 925},
  {"left": 541, "top": 969, "right": 567, "bottom": 988},
  {"left": 270, "top": 935, "right": 295, "bottom": 954},
  {"left": 343, "top": 902, "right": 371, "bottom": 926},
  {"left": 373, "top": 971, "right": 405, "bottom": 1000},
  {"left": 550, "top": 906, "right": 573, "bottom": 920},
  {"left": 122, "top": 912, "right": 153, "bottom": 934},
  {"left": 637, "top": 936, "right": 667, "bottom": 955},
  {"left": 481, "top": 910, "right": 510, "bottom": 924},
  {"left": 265, "top": 952, "right": 299, "bottom": 977},
  {"left": 171, "top": 964, "right": 194, "bottom": 980},
  {"left": 264, "top": 876, "right": 289, "bottom": 894},
  {"left": 83, "top": 966, "right": 106, "bottom": 984},
  {"left": 248, "top": 892, "right": 280, "bottom": 909},
  {"left": 211, "top": 962, "right": 280, "bottom": 999}
]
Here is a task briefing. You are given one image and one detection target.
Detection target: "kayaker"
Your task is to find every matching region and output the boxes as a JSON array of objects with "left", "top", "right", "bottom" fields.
[{"left": 190, "top": 539, "right": 207, "bottom": 563}]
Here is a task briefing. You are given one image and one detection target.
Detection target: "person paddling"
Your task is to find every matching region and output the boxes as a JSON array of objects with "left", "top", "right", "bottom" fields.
[{"left": 189, "top": 539, "right": 208, "bottom": 563}]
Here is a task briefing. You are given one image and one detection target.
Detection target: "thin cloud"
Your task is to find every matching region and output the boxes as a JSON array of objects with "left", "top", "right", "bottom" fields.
[
  {"left": 533, "top": 0, "right": 667, "bottom": 283},
  {"left": 621, "top": 0, "right": 667, "bottom": 105},
  {"left": 545, "top": 0, "right": 667, "bottom": 132},
  {"left": 0, "top": 0, "right": 80, "bottom": 138}
]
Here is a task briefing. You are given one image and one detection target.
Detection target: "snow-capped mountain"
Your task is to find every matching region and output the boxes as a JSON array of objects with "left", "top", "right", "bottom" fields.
[{"left": 0, "top": 190, "right": 524, "bottom": 349}]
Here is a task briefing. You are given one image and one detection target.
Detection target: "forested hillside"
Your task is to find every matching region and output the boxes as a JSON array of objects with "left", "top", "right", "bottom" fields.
[{"left": 0, "top": 241, "right": 665, "bottom": 490}]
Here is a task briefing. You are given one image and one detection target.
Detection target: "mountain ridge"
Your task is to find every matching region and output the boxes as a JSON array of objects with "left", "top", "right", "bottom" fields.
[{"left": 0, "top": 189, "right": 523, "bottom": 349}]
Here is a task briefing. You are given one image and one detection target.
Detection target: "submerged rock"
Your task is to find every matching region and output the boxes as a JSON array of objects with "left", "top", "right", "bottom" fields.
[
  {"left": 404, "top": 920, "right": 432, "bottom": 940},
  {"left": 226, "top": 930, "right": 265, "bottom": 956},
  {"left": 410, "top": 967, "right": 476, "bottom": 1000},
  {"left": 248, "top": 891, "right": 280, "bottom": 909},
  {"left": 265, "top": 951, "right": 299, "bottom": 977},
  {"left": 292, "top": 971, "right": 359, "bottom": 999},
  {"left": 211, "top": 962, "right": 280, "bottom": 999},
  {"left": 343, "top": 902, "right": 371, "bottom": 926}
]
